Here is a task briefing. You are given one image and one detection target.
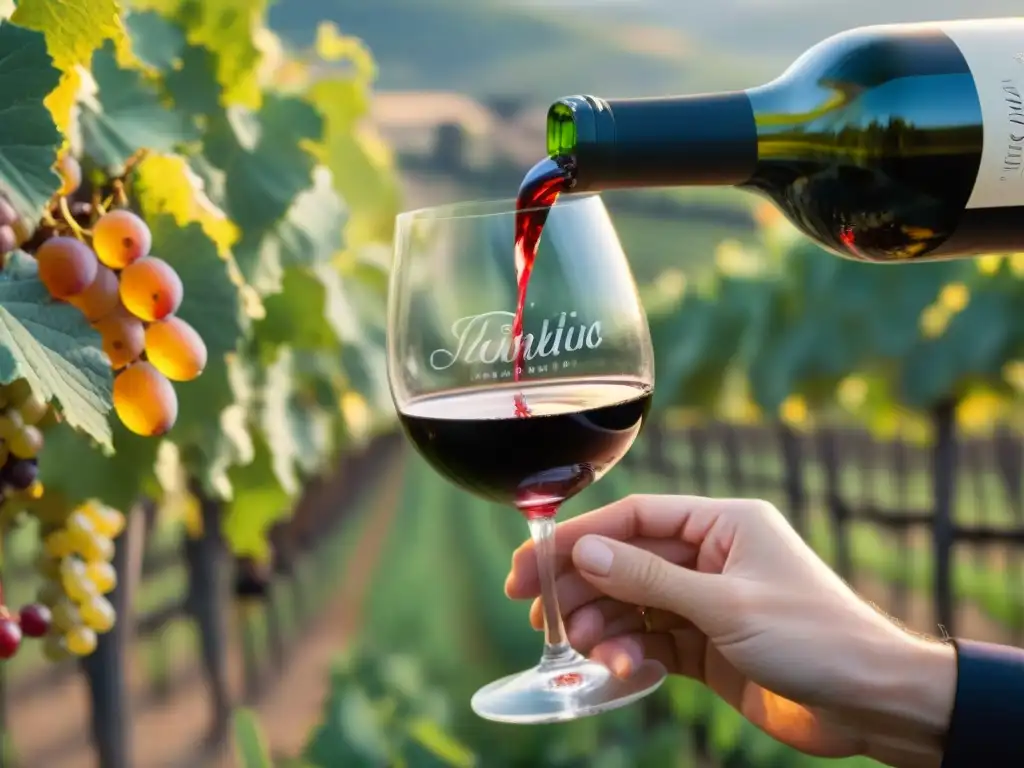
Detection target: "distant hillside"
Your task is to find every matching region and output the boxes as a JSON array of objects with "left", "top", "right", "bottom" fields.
[{"left": 267, "top": 0, "right": 783, "bottom": 100}]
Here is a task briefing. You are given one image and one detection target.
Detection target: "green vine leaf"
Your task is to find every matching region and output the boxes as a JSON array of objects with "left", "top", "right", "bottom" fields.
[
  {"left": 264, "top": 166, "right": 348, "bottom": 272},
  {"left": 221, "top": 427, "right": 292, "bottom": 562},
  {"left": 124, "top": 10, "right": 185, "bottom": 72},
  {"left": 253, "top": 266, "right": 338, "bottom": 360},
  {"left": 257, "top": 346, "right": 301, "bottom": 494},
  {"left": 0, "top": 21, "right": 62, "bottom": 221},
  {"left": 259, "top": 346, "right": 335, "bottom": 486},
  {"left": 0, "top": 252, "right": 112, "bottom": 446},
  {"left": 200, "top": 95, "right": 324, "bottom": 293},
  {"left": 79, "top": 40, "right": 199, "bottom": 172}
]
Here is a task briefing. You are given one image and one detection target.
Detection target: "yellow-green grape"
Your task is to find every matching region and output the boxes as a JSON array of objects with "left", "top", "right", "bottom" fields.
[
  {"left": 0, "top": 442, "right": 10, "bottom": 468},
  {"left": 0, "top": 410, "right": 23, "bottom": 439},
  {"left": 79, "top": 532, "right": 115, "bottom": 563},
  {"left": 18, "top": 394, "right": 48, "bottom": 426},
  {"left": 42, "top": 633, "right": 71, "bottom": 662},
  {"left": 65, "top": 626, "right": 97, "bottom": 657},
  {"left": 35, "top": 552, "right": 60, "bottom": 579},
  {"left": 9, "top": 425, "right": 43, "bottom": 459},
  {"left": 66, "top": 511, "right": 95, "bottom": 538},
  {"left": 36, "top": 581, "right": 63, "bottom": 608},
  {"left": 80, "top": 595, "right": 115, "bottom": 633},
  {"left": 83, "top": 503, "right": 125, "bottom": 538},
  {"left": 51, "top": 599, "right": 82, "bottom": 632},
  {"left": 44, "top": 530, "right": 74, "bottom": 559},
  {"left": 85, "top": 561, "right": 117, "bottom": 594},
  {"left": 59, "top": 557, "right": 95, "bottom": 603}
]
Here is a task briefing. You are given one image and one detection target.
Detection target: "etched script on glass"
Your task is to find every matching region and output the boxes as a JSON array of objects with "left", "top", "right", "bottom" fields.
[{"left": 429, "top": 310, "right": 604, "bottom": 381}]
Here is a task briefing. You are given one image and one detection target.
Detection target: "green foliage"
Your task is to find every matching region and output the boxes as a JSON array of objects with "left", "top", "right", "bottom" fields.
[
  {"left": 80, "top": 42, "right": 199, "bottom": 172},
  {"left": 300, "top": 648, "right": 476, "bottom": 768},
  {"left": 0, "top": 21, "right": 62, "bottom": 219},
  {"left": 647, "top": 222, "right": 1024, "bottom": 430}
]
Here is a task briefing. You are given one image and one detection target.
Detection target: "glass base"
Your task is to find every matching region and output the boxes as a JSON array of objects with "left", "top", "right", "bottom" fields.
[{"left": 470, "top": 651, "right": 667, "bottom": 724}]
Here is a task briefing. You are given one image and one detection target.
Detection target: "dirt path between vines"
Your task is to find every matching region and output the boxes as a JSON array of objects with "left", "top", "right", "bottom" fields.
[{"left": 7, "top": 450, "right": 405, "bottom": 768}]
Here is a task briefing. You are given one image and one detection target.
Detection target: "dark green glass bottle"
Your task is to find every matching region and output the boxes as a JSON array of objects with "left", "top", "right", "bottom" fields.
[{"left": 545, "top": 19, "right": 1024, "bottom": 262}]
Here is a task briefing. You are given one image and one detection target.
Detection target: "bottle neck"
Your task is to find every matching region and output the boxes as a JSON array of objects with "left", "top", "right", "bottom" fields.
[{"left": 547, "top": 93, "right": 759, "bottom": 192}]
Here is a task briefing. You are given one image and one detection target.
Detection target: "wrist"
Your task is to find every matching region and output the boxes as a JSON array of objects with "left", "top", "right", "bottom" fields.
[{"left": 826, "top": 629, "right": 956, "bottom": 767}]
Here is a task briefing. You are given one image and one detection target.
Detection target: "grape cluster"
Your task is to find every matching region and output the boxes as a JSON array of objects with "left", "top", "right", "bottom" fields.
[
  {"left": 26, "top": 154, "right": 208, "bottom": 436},
  {"left": 33, "top": 500, "right": 124, "bottom": 661}
]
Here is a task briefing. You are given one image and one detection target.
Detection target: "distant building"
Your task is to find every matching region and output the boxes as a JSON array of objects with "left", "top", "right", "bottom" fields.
[{"left": 370, "top": 90, "right": 544, "bottom": 168}]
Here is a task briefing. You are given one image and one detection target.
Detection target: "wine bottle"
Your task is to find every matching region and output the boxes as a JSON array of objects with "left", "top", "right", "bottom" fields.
[{"left": 544, "top": 18, "right": 1024, "bottom": 262}]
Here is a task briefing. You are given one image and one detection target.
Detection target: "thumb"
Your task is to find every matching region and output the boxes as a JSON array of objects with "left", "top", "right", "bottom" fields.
[{"left": 572, "top": 534, "right": 729, "bottom": 626}]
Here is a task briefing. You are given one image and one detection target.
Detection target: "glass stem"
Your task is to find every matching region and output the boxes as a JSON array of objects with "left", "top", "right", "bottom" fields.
[{"left": 528, "top": 515, "right": 578, "bottom": 668}]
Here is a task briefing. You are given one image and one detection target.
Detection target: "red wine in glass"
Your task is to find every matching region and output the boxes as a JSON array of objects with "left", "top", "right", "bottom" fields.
[{"left": 399, "top": 378, "right": 652, "bottom": 518}]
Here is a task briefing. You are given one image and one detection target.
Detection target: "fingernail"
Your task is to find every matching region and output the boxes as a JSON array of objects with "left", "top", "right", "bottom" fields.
[
  {"left": 574, "top": 536, "right": 613, "bottom": 576},
  {"left": 612, "top": 654, "right": 632, "bottom": 679}
]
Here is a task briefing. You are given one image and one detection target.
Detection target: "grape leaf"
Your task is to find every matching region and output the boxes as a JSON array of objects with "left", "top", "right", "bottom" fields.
[
  {"left": 260, "top": 166, "right": 347, "bottom": 273},
  {"left": 253, "top": 267, "right": 338, "bottom": 360},
  {"left": 79, "top": 41, "right": 198, "bottom": 172},
  {"left": 11, "top": 0, "right": 125, "bottom": 71},
  {"left": 315, "top": 263, "right": 391, "bottom": 413},
  {"left": 155, "top": 0, "right": 270, "bottom": 109},
  {"left": 163, "top": 43, "right": 223, "bottom": 124},
  {"left": 221, "top": 428, "right": 292, "bottom": 560},
  {"left": 0, "top": 22, "right": 62, "bottom": 220},
  {"left": 132, "top": 152, "right": 239, "bottom": 256},
  {"left": 256, "top": 347, "right": 301, "bottom": 494},
  {"left": 37, "top": 419, "right": 160, "bottom": 510},
  {"left": 11, "top": 0, "right": 126, "bottom": 134},
  {"left": 0, "top": 252, "right": 112, "bottom": 446},
  {"left": 124, "top": 10, "right": 185, "bottom": 72},
  {"left": 200, "top": 95, "right": 324, "bottom": 292},
  {"left": 309, "top": 118, "right": 397, "bottom": 247},
  {"left": 175, "top": 353, "right": 255, "bottom": 500}
]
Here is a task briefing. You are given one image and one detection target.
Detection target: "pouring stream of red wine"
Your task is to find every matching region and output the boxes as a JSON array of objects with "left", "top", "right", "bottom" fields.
[{"left": 512, "top": 157, "right": 574, "bottom": 418}]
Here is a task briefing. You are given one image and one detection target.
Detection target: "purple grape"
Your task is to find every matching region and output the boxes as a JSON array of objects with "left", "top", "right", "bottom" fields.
[{"left": 3, "top": 459, "right": 37, "bottom": 491}]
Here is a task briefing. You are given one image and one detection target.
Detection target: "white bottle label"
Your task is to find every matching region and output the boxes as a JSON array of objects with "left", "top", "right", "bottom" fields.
[{"left": 938, "top": 19, "right": 1024, "bottom": 209}]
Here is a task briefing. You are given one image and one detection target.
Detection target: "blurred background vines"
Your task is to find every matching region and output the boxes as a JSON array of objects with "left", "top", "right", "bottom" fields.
[{"left": 0, "top": 1, "right": 1020, "bottom": 767}]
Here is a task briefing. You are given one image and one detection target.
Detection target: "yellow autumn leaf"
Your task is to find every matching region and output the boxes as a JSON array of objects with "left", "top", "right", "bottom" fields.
[
  {"left": 183, "top": 0, "right": 271, "bottom": 108},
  {"left": 132, "top": 152, "right": 239, "bottom": 254},
  {"left": 315, "top": 22, "right": 377, "bottom": 80},
  {"left": 11, "top": 0, "right": 127, "bottom": 134}
]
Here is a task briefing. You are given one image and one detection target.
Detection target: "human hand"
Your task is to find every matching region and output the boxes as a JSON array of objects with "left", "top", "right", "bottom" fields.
[{"left": 505, "top": 495, "right": 956, "bottom": 766}]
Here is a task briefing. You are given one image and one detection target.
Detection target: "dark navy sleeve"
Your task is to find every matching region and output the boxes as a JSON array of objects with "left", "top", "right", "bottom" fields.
[{"left": 941, "top": 639, "right": 1024, "bottom": 767}]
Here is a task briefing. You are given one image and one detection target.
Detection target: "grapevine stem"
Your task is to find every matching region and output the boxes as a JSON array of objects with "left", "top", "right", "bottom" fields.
[{"left": 58, "top": 197, "right": 91, "bottom": 241}]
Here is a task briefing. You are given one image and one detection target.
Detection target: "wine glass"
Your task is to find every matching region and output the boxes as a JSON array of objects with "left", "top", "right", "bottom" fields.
[{"left": 387, "top": 193, "right": 665, "bottom": 724}]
